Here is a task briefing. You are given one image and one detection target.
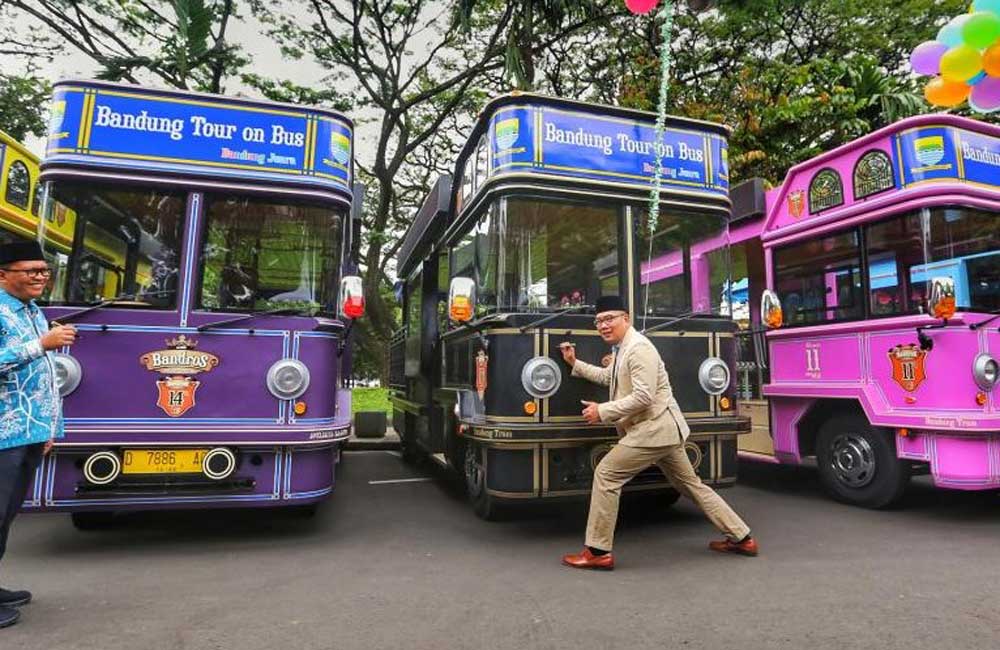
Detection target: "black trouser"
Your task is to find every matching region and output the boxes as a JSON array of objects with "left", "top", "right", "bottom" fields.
[{"left": 0, "top": 443, "right": 44, "bottom": 567}]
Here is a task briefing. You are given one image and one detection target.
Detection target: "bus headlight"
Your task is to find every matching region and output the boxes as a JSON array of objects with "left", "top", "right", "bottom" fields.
[
  {"left": 52, "top": 353, "right": 83, "bottom": 397},
  {"left": 521, "top": 357, "right": 562, "bottom": 398},
  {"left": 698, "top": 357, "right": 730, "bottom": 395},
  {"left": 973, "top": 354, "right": 998, "bottom": 391},
  {"left": 266, "top": 359, "right": 311, "bottom": 400}
]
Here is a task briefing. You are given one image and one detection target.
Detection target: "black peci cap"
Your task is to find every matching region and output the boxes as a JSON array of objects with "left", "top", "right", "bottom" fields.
[
  {"left": 0, "top": 241, "right": 45, "bottom": 266},
  {"left": 595, "top": 295, "right": 626, "bottom": 314}
]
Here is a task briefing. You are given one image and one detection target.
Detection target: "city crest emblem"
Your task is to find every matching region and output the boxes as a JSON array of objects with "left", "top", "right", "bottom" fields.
[
  {"left": 140, "top": 335, "right": 220, "bottom": 417},
  {"left": 914, "top": 135, "right": 945, "bottom": 167},
  {"left": 495, "top": 118, "right": 519, "bottom": 150},
  {"left": 888, "top": 343, "right": 927, "bottom": 392},
  {"left": 48, "top": 100, "right": 67, "bottom": 135},
  {"left": 787, "top": 190, "right": 805, "bottom": 218},
  {"left": 329, "top": 131, "right": 351, "bottom": 166}
]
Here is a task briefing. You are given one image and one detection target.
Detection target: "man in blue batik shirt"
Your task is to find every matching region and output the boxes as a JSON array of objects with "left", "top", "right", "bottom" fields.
[{"left": 0, "top": 241, "right": 76, "bottom": 629}]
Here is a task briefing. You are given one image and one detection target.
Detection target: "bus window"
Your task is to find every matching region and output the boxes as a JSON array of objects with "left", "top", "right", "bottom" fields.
[
  {"left": 39, "top": 181, "right": 185, "bottom": 307},
  {"left": 477, "top": 197, "right": 621, "bottom": 311},
  {"left": 866, "top": 207, "right": 999, "bottom": 315},
  {"left": 405, "top": 271, "right": 422, "bottom": 377},
  {"left": 637, "top": 208, "right": 727, "bottom": 317},
  {"left": 5, "top": 161, "right": 30, "bottom": 210},
  {"left": 773, "top": 230, "right": 863, "bottom": 325},
  {"left": 199, "top": 195, "right": 344, "bottom": 314}
]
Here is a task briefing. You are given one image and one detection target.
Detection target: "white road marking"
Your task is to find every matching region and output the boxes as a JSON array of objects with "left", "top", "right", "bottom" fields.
[{"left": 368, "top": 477, "right": 434, "bottom": 485}]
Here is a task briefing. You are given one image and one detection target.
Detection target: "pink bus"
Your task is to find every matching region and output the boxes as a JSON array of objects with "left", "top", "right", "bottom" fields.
[{"left": 715, "top": 115, "right": 999, "bottom": 507}]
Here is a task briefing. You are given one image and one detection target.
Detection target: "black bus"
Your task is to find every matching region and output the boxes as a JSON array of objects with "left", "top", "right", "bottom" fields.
[{"left": 389, "top": 94, "right": 749, "bottom": 518}]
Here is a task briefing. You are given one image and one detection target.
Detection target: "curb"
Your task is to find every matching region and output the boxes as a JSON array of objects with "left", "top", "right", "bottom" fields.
[{"left": 344, "top": 428, "right": 401, "bottom": 451}]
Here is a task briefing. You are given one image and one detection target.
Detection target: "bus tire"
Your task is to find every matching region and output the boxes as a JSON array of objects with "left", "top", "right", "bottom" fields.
[
  {"left": 399, "top": 414, "right": 421, "bottom": 465},
  {"left": 815, "top": 415, "right": 909, "bottom": 509},
  {"left": 71, "top": 512, "right": 115, "bottom": 530},
  {"left": 464, "top": 443, "right": 500, "bottom": 520}
]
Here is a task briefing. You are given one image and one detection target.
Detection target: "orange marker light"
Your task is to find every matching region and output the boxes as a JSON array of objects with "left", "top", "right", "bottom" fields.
[
  {"left": 933, "top": 295, "right": 956, "bottom": 320},
  {"left": 294, "top": 401, "right": 308, "bottom": 416},
  {"left": 976, "top": 392, "right": 988, "bottom": 406},
  {"left": 719, "top": 396, "right": 732, "bottom": 410},
  {"left": 524, "top": 401, "right": 537, "bottom": 415},
  {"left": 898, "top": 428, "right": 910, "bottom": 438},
  {"left": 765, "top": 307, "right": 783, "bottom": 329},
  {"left": 450, "top": 296, "right": 473, "bottom": 322}
]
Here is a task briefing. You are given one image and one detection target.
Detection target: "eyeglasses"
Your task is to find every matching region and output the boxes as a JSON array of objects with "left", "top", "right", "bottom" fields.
[
  {"left": 1, "top": 268, "right": 52, "bottom": 279},
  {"left": 594, "top": 313, "right": 625, "bottom": 328}
]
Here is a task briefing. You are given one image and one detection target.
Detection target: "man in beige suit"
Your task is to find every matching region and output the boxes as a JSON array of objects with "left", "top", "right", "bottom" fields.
[{"left": 560, "top": 295, "right": 757, "bottom": 571}]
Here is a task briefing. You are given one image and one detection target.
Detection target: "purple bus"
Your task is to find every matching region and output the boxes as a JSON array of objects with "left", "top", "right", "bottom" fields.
[
  {"left": 23, "top": 80, "right": 364, "bottom": 527},
  {"left": 715, "top": 115, "right": 999, "bottom": 507}
]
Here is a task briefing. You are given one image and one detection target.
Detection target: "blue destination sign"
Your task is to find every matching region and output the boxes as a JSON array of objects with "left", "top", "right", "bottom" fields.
[
  {"left": 488, "top": 105, "right": 729, "bottom": 197},
  {"left": 45, "top": 82, "right": 353, "bottom": 194},
  {"left": 895, "top": 125, "right": 1000, "bottom": 190}
]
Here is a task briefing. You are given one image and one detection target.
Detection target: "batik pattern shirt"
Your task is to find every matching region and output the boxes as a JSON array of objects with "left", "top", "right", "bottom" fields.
[{"left": 0, "top": 288, "right": 63, "bottom": 449}]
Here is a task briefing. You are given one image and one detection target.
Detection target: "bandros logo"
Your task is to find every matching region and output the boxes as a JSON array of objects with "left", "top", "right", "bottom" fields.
[
  {"left": 329, "top": 131, "right": 351, "bottom": 166},
  {"left": 48, "top": 100, "right": 66, "bottom": 135},
  {"left": 914, "top": 135, "right": 945, "bottom": 166},
  {"left": 495, "top": 118, "right": 519, "bottom": 150}
]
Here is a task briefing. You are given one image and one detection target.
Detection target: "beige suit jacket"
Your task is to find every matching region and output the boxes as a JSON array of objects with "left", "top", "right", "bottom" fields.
[{"left": 571, "top": 327, "right": 690, "bottom": 448}]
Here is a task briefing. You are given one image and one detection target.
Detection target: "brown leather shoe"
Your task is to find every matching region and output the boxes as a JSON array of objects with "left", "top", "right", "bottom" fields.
[
  {"left": 709, "top": 536, "right": 759, "bottom": 556},
  {"left": 562, "top": 548, "right": 614, "bottom": 570}
]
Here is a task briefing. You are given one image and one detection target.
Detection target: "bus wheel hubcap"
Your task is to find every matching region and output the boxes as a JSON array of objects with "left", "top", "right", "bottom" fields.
[{"left": 829, "top": 434, "right": 876, "bottom": 488}]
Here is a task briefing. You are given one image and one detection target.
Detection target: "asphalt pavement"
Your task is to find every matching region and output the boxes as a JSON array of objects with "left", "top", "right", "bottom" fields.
[{"left": 3, "top": 451, "right": 1000, "bottom": 650}]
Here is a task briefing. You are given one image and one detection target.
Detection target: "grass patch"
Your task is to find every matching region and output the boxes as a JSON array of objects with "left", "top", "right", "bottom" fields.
[{"left": 352, "top": 387, "right": 392, "bottom": 415}]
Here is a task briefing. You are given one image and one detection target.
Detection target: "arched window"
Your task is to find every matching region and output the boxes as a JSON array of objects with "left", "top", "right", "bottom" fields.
[
  {"left": 853, "top": 150, "right": 894, "bottom": 200},
  {"left": 808, "top": 168, "right": 843, "bottom": 214},
  {"left": 5, "top": 161, "right": 30, "bottom": 210}
]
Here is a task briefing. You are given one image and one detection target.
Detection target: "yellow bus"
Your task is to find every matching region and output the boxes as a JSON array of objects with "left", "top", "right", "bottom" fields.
[{"left": 1, "top": 129, "right": 151, "bottom": 299}]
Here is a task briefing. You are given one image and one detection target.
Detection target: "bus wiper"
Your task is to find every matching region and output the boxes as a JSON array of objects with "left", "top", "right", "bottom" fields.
[
  {"left": 519, "top": 304, "right": 594, "bottom": 333},
  {"left": 969, "top": 308, "right": 1000, "bottom": 331},
  {"left": 197, "top": 306, "right": 309, "bottom": 331},
  {"left": 642, "top": 310, "right": 713, "bottom": 335},
  {"left": 51, "top": 290, "right": 176, "bottom": 324}
]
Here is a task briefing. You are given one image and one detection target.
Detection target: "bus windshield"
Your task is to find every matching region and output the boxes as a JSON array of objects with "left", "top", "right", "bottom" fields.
[
  {"left": 866, "top": 206, "right": 999, "bottom": 315},
  {"left": 198, "top": 194, "right": 344, "bottom": 315},
  {"left": 637, "top": 208, "right": 730, "bottom": 317},
  {"left": 452, "top": 196, "right": 622, "bottom": 312},
  {"left": 38, "top": 181, "right": 186, "bottom": 308}
]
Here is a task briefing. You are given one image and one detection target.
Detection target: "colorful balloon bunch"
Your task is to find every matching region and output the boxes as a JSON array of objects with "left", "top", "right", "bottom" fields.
[{"left": 910, "top": 0, "right": 1000, "bottom": 113}]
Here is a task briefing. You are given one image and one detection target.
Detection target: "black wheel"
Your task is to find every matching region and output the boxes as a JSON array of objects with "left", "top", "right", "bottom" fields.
[
  {"left": 399, "top": 413, "right": 422, "bottom": 465},
  {"left": 464, "top": 443, "right": 500, "bottom": 520},
  {"left": 815, "top": 414, "right": 910, "bottom": 508},
  {"left": 71, "top": 512, "right": 115, "bottom": 530}
]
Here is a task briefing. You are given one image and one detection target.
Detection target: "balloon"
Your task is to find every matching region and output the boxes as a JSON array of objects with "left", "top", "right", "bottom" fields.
[
  {"left": 972, "top": 0, "right": 1000, "bottom": 16},
  {"left": 969, "top": 75, "right": 1000, "bottom": 112},
  {"left": 940, "top": 45, "right": 984, "bottom": 82},
  {"left": 910, "top": 40, "right": 949, "bottom": 75},
  {"left": 938, "top": 14, "right": 971, "bottom": 48},
  {"left": 963, "top": 11, "right": 1000, "bottom": 48},
  {"left": 969, "top": 70, "right": 988, "bottom": 85},
  {"left": 984, "top": 43, "right": 1000, "bottom": 77},
  {"left": 924, "top": 77, "right": 971, "bottom": 107},
  {"left": 625, "top": 0, "right": 659, "bottom": 14}
]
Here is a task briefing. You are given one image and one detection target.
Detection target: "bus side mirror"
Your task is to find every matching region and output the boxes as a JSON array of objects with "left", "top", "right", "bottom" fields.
[
  {"left": 761, "top": 290, "right": 783, "bottom": 329},
  {"left": 340, "top": 275, "right": 365, "bottom": 319},
  {"left": 928, "top": 276, "right": 956, "bottom": 321},
  {"left": 449, "top": 277, "right": 476, "bottom": 323}
]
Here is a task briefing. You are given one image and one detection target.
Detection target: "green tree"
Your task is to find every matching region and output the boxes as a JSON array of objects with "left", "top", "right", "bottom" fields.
[{"left": 3, "top": 0, "right": 250, "bottom": 93}]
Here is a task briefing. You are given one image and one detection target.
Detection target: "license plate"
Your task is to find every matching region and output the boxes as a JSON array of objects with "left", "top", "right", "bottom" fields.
[{"left": 121, "top": 449, "right": 207, "bottom": 475}]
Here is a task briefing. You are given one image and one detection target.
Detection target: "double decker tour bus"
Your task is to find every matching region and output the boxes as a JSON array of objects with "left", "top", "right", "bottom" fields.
[
  {"left": 24, "top": 80, "right": 365, "bottom": 528},
  {"left": 720, "top": 115, "right": 999, "bottom": 508},
  {"left": 388, "top": 94, "right": 748, "bottom": 519}
]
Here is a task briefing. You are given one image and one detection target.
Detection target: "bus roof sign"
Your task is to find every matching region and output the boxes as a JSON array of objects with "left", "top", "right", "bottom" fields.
[
  {"left": 44, "top": 80, "right": 353, "bottom": 196},
  {"left": 455, "top": 95, "right": 730, "bottom": 213}
]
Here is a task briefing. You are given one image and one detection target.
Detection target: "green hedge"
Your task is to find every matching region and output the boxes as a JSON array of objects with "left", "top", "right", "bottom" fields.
[{"left": 351, "top": 387, "right": 391, "bottom": 415}]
